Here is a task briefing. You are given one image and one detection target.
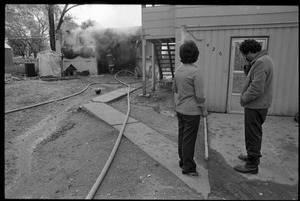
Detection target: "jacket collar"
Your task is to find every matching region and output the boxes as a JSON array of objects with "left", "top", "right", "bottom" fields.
[{"left": 250, "top": 50, "right": 268, "bottom": 65}]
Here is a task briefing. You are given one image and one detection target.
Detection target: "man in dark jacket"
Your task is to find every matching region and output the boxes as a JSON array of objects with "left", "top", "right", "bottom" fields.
[{"left": 234, "top": 39, "right": 274, "bottom": 174}]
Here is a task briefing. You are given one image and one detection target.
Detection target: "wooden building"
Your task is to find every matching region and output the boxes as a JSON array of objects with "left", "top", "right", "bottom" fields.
[
  {"left": 142, "top": 5, "right": 298, "bottom": 116},
  {"left": 5, "top": 42, "right": 13, "bottom": 67}
]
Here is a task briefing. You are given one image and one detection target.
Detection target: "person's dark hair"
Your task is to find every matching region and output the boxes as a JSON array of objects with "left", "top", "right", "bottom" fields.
[
  {"left": 180, "top": 40, "right": 199, "bottom": 64},
  {"left": 239, "top": 39, "right": 262, "bottom": 55}
]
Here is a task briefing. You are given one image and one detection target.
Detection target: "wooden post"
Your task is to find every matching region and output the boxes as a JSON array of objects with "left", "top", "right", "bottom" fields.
[
  {"left": 151, "top": 43, "right": 156, "bottom": 91},
  {"left": 181, "top": 25, "right": 190, "bottom": 44},
  {"left": 142, "top": 39, "right": 146, "bottom": 95},
  {"left": 139, "top": 38, "right": 150, "bottom": 97}
]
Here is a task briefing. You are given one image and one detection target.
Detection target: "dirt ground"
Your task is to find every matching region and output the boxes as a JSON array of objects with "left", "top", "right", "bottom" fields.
[{"left": 4, "top": 74, "right": 298, "bottom": 199}]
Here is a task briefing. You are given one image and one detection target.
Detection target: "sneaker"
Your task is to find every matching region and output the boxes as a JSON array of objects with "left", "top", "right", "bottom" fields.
[
  {"left": 182, "top": 170, "right": 199, "bottom": 177},
  {"left": 233, "top": 164, "right": 258, "bottom": 174},
  {"left": 238, "top": 154, "right": 249, "bottom": 162}
]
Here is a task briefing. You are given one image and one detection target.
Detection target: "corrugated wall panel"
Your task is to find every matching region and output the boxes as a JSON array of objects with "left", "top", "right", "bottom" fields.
[
  {"left": 190, "top": 29, "right": 227, "bottom": 112},
  {"left": 169, "top": 6, "right": 298, "bottom": 116},
  {"left": 291, "top": 28, "right": 299, "bottom": 115},
  {"left": 176, "top": 13, "right": 298, "bottom": 29},
  {"left": 143, "top": 19, "right": 174, "bottom": 28},
  {"left": 220, "top": 30, "right": 231, "bottom": 112},
  {"left": 217, "top": 30, "right": 226, "bottom": 111},
  {"left": 143, "top": 5, "right": 174, "bottom": 13},
  {"left": 226, "top": 27, "right": 299, "bottom": 116},
  {"left": 292, "top": 51, "right": 299, "bottom": 115},
  {"left": 287, "top": 27, "right": 298, "bottom": 116},
  {"left": 142, "top": 5, "right": 175, "bottom": 39},
  {"left": 270, "top": 27, "right": 299, "bottom": 116},
  {"left": 204, "top": 30, "right": 215, "bottom": 111},
  {"left": 284, "top": 28, "right": 297, "bottom": 115},
  {"left": 175, "top": 6, "right": 298, "bottom": 18},
  {"left": 144, "top": 27, "right": 175, "bottom": 39},
  {"left": 281, "top": 28, "right": 294, "bottom": 115},
  {"left": 269, "top": 28, "right": 282, "bottom": 115},
  {"left": 272, "top": 28, "right": 290, "bottom": 115},
  {"left": 177, "top": 26, "right": 298, "bottom": 115},
  {"left": 213, "top": 30, "right": 223, "bottom": 112},
  {"left": 143, "top": 10, "right": 174, "bottom": 21}
]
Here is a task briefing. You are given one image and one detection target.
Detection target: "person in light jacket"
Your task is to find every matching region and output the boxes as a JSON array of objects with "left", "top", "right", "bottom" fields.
[
  {"left": 234, "top": 39, "right": 274, "bottom": 174},
  {"left": 172, "top": 40, "right": 208, "bottom": 177}
]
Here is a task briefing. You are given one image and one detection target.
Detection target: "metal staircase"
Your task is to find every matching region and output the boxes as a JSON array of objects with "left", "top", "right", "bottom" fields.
[{"left": 150, "top": 38, "right": 175, "bottom": 80}]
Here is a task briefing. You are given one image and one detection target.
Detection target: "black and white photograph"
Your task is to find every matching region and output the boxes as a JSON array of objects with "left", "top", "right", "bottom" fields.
[{"left": 4, "top": 4, "right": 298, "bottom": 199}]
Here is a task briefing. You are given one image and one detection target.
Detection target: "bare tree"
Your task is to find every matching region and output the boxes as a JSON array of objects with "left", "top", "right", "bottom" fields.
[
  {"left": 47, "top": 4, "right": 82, "bottom": 51},
  {"left": 48, "top": 4, "right": 56, "bottom": 51}
]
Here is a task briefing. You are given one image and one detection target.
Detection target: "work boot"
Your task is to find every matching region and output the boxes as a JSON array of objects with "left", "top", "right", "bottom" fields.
[
  {"left": 234, "top": 155, "right": 260, "bottom": 174},
  {"left": 233, "top": 164, "right": 258, "bottom": 174},
  {"left": 182, "top": 170, "right": 199, "bottom": 177},
  {"left": 238, "top": 154, "right": 249, "bottom": 162}
]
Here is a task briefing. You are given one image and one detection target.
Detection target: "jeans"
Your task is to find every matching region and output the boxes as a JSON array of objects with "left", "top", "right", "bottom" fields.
[
  {"left": 244, "top": 108, "right": 268, "bottom": 165},
  {"left": 177, "top": 112, "right": 200, "bottom": 172}
]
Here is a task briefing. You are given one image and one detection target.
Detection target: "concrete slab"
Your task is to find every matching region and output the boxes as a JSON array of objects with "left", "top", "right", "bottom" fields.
[
  {"left": 82, "top": 102, "right": 138, "bottom": 126},
  {"left": 82, "top": 99, "right": 210, "bottom": 198},
  {"left": 114, "top": 122, "right": 210, "bottom": 198},
  {"left": 92, "top": 87, "right": 139, "bottom": 103},
  {"left": 208, "top": 112, "right": 298, "bottom": 185}
]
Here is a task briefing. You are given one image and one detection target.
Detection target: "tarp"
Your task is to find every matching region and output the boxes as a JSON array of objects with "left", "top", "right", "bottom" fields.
[{"left": 37, "top": 50, "right": 62, "bottom": 77}]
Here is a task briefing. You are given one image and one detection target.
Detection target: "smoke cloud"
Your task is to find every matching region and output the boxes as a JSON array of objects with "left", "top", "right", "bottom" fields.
[{"left": 61, "top": 25, "right": 141, "bottom": 72}]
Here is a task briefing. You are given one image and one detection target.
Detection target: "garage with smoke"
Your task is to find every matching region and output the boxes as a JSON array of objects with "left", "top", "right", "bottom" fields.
[{"left": 57, "top": 26, "right": 142, "bottom": 76}]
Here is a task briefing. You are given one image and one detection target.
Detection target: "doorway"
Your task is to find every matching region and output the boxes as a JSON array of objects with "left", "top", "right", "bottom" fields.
[{"left": 227, "top": 37, "right": 269, "bottom": 114}]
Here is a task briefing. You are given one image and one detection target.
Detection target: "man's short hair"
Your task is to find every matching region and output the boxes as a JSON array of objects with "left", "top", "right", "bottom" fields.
[
  {"left": 239, "top": 39, "right": 262, "bottom": 55},
  {"left": 180, "top": 40, "right": 199, "bottom": 64}
]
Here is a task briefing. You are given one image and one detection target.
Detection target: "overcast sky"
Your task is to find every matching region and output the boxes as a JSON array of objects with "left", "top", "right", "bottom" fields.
[{"left": 67, "top": 4, "right": 142, "bottom": 28}]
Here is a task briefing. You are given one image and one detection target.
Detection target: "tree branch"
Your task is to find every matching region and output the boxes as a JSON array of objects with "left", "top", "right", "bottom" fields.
[
  {"left": 56, "top": 4, "right": 83, "bottom": 32},
  {"left": 65, "top": 4, "right": 82, "bottom": 12},
  {"left": 55, "top": 4, "right": 68, "bottom": 32}
]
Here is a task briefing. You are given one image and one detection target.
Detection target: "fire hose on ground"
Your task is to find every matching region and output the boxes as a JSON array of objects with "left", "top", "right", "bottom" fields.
[
  {"left": 5, "top": 70, "right": 140, "bottom": 199},
  {"left": 4, "top": 71, "right": 139, "bottom": 115},
  {"left": 85, "top": 70, "right": 134, "bottom": 199},
  {"left": 4, "top": 70, "right": 147, "bottom": 199},
  {"left": 5, "top": 70, "right": 210, "bottom": 198}
]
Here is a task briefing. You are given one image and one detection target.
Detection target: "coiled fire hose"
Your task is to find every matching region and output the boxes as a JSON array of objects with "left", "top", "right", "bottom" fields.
[
  {"left": 4, "top": 71, "right": 139, "bottom": 115},
  {"left": 5, "top": 82, "right": 99, "bottom": 114},
  {"left": 85, "top": 70, "right": 135, "bottom": 199}
]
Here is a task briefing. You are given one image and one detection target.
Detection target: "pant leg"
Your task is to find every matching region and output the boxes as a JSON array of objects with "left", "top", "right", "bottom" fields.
[
  {"left": 177, "top": 112, "right": 184, "bottom": 166},
  {"left": 177, "top": 113, "right": 200, "bottom": 172},
  {"left": 244, "top": 108, "right": 268, "bottom": 165}
]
